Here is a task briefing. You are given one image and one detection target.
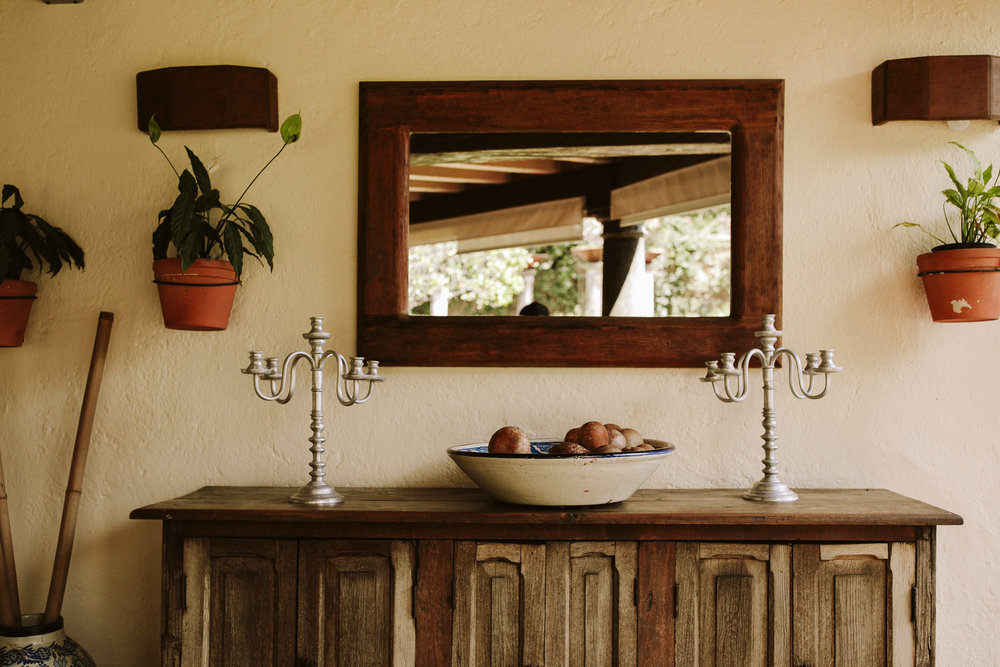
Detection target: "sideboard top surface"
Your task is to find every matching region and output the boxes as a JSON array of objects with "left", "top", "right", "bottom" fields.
[{"left": 130, "top": 487, "right": 962, "bottom": 527}]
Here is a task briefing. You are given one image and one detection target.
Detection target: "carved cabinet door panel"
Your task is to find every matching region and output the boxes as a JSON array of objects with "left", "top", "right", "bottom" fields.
[
  {"left": 792, "top": 543, "right": 916, "bottom": 667},
  {"left": 182, "top": 538, "right": 298, "bottom": 667},
  {"left": 451, "top": 541, "right": 547, "bottom": 667},
  {"left": 452, "top": 540, "right": 643, "bottom": 667},
  {"left": 545, "top": 541, "right": 638, "bottom": 667},
  {"left": 674, "top": 542, "right": 792, "bottom": 667},
  {"left": 296, "top": 539, "right": 416, "bottom": 667}
]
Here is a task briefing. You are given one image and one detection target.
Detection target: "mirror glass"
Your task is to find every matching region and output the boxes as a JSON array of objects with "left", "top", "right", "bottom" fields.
[{"left": 407, "top": 132, "right": 732, "bottom": 318}]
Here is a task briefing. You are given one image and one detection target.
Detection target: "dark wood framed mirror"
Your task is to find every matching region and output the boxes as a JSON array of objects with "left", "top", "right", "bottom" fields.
[{"left": 358, "top": 80, "right": 782, "bottom": 367}]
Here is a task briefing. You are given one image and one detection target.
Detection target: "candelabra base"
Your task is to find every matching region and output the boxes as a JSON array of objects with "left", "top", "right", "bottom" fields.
[
  {"left": 743, "top": 478, "right": 799, "bottom": 502},
  {"left": 289, "top": 482, "right": 344, "bottom": 506}
]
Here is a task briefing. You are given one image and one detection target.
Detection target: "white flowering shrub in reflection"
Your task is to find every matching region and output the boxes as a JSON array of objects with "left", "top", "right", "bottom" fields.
[
  {"left": 647, "top": 205, "right": 731, "bottom": 317},
  {"left": 408, "top": 242, "right": 529, "bottom": 314}
]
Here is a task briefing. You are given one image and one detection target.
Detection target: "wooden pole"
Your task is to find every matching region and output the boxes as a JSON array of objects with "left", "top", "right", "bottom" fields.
[
  {"left": 0, "top": 443, "right": 21, "bottom": 627},
  {"left": 43, "top": 311, "right": 114, "bottom": 624}
]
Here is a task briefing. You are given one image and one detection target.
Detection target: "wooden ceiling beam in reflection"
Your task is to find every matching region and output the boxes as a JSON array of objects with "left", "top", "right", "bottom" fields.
[{"left": 410, "top": 166, "right": 511, "bottom": 184}]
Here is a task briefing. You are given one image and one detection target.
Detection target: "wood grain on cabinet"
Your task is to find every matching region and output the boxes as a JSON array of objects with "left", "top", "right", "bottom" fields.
[
  {"left": 637, "top": 541, "right": 674, "bottom": 663},
  {"left": 675, "top": 543, "right": 790, "bottom": 667},
  {"left": 792, "top": 543, "right": 916, "bottom": 667},
  {"left": 296, "top": 539, "right": 415, "bottom": 666},
  {"left": 181, "top": 538, "right": 296, "bottom": 667},
  {"left": 131, "top": 488, "right": 961, "bottom": 666},
  {"left": 549, "top": 541, "right": 637, "bottom": 666},
  {"left": 452, "top": 541, "right": 546, "bottom": 666}
]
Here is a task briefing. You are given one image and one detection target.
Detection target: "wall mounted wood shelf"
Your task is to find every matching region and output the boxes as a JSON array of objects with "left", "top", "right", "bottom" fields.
[
  {"left": 872, "top": 55, "right": 1000, "bottom": 125},
  {"left": 135, "top": 65, "right": 278, "bottom": 132}
]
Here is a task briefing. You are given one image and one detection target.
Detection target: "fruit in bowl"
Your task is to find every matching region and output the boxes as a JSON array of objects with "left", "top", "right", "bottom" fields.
[
  {"left": 451, "top": 422, "right": 675, "bottom": 505},
  {"left": 488, "top": 426, "right": 532, "bottom": 454},
  {"left": 488, "top": 421, "right": 663, "bottom": 456}
]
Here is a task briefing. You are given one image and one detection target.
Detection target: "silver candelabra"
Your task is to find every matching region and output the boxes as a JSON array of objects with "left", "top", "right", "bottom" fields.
[
  {"left": 700, "top": 314, "right": 841, "bottom": 502},
  {"left": 242, "top": 316, "right": 384, "bottom": 505}
]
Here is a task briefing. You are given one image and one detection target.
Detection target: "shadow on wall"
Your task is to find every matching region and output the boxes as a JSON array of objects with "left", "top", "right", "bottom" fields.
[{"left": 79, "top": 519, "right": 162, "bottom": 661}]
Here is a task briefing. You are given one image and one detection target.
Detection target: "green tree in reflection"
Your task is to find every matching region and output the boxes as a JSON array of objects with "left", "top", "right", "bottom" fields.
[{"left": 408, "top": 205, "right": 730, "bottom": 317}]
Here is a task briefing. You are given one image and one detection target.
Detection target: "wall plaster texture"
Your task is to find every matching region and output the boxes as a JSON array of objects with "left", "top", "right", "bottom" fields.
[{"left": 0, "top": 0, "right": 996, "bottom": 663}]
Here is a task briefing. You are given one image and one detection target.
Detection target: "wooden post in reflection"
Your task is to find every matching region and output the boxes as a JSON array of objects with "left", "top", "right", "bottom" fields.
[{"left": 601, "top": 220, "right": 650, "bottom": 316}]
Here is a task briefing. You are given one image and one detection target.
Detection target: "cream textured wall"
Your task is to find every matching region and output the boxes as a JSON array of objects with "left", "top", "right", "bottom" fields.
[{"left": 0, "top": 0, "right": 996, "bottom": 663}]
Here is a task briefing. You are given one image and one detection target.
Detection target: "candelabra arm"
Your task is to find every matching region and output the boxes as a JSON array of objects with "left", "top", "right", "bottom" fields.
[
  {"left": 251, "top": 374, "right": 280, "bottom": 401},
  {"left": 774, "top": 349, "right": 809, "bottom": 399},
  {"left": 712, "top": 376, "right": 740, "bottom": 402},
  {"left": 716, "top": 348, "right": 765, "bottom": 402},
  {"left": 775, "top": 348, "right": 831, "bottom": 399},
  {"left": 329, "top": 352, "right": 355, "bottom": 406},
  {"left": 740, "top": 348, "right": 768, "bottom": 376},
  {"left": 351, "top": 381, "right": 376, "bottom": 405},
  {"left": 254, "top": 351, "right": 312, "bottom": 404}
]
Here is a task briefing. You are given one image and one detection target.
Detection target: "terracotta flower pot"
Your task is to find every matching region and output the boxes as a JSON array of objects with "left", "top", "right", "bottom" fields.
[
  {"left": 153, "top": 258, "right": 239, "bottom": 331},
  {"left": 0, "top": 280, "right": 38, "bottom": 347},
  {"left": 916, "top": 245, "right": 1000, "bottom": 322}
]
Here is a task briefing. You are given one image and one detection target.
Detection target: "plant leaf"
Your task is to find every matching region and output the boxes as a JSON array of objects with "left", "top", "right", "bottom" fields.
[
  {"left": 1, "top": 185, "right": 23, "bottom": 209},
  {"left": 894, "top": 221, "right": 947, "bottom": 245},
  {"left": 177, "top": 231, "right": 202, "bottom": 272},
  {"left": 59, "top": 226, "right": 84, "bottom": 269},
  {"left": 170, "top": 171, "right": 198, "bottom": 259},
  {"left": 950, "top": 141, "right": 982, "bottom": 179},
  {"left": 942, "top": 188, "right": 964, "bottom": 209},
  {"left": 148, "top": 114, "right": 162, "bottom": 145},
  {"left": 32, "top": 216, "right": 73, "bottom": 275},
  {"left": 232, "top": 223, "right": 263, "bottom": 261},
  {"left": 185, "top": 147, "right": 213, "bottom": 195},
  {"left": 280, "top": 113, "right": 302, "bottom": 144},
  {"left": 0, "top": 244, "right": 10, "bottom": 281},
  {"left": 152, "top": 219, "right": 171, "bottom": 259},
  {"left": 942, "top": 161, "right": 966, "bottom": 197},
  {"left": 195, "top": 189, "right": 221, "bottom": 213},
  {"left": 18, "top": 214, "right": 60, "bottom": 274},
  {"left": 0, "top": 209, "right": 20, "bottom": 245},
  {"left": 239, "top": 204, "right": 274, "bottom": 269},
  {"left": 222, "top": 223, "right": 243, "bottom": 278}
]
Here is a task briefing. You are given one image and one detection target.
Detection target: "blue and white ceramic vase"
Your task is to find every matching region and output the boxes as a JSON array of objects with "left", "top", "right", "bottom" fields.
[{"left": 0, "top": 614, "right": 95, "bottom": 666}]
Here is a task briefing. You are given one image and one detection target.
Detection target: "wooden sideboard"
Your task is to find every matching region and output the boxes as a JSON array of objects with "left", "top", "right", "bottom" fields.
[{"left": 130, "top": 487, "right": 962, "bottom": 666}]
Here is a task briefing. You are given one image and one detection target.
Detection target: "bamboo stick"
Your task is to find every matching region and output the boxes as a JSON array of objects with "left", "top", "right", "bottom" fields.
[
  {"left": 0, "top": 442, "right": 21, "bottom": 627},
  {"left": 43, "top": 311, "right": 114, "bottom": 624}
]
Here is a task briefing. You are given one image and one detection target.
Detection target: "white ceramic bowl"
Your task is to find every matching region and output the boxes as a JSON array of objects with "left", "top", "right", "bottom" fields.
[{"left": 447, "top": 439, "right": 675, "bottom": 506}]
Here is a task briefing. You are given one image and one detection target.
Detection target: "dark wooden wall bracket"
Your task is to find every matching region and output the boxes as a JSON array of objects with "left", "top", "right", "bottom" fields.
[
  {"left": 136, "top": 65, "right": 278, "bottom": 132},
  {"left": 872, "top": 55, "right": 1000, "bottom": 125}
]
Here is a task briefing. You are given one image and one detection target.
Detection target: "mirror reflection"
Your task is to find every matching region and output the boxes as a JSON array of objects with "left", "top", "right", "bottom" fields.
[{"left": 407, "top": 132, "right": 732, "bottom": 317}]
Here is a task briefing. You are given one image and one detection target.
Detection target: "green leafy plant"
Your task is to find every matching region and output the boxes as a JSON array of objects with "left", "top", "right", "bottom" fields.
[
  {"left": 148, "top": 113, "right": 302, "bottom": 278},
  {"left": 897, "top": 142, "right": 1000, "bottom": 246},
  {"left": 0, "top": 185, "right": 84, "bottom": 282}
]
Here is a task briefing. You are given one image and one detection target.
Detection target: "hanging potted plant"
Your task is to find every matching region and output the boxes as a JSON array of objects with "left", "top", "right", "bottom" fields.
[
  {"left": 897, "top": 142, "right": 1000, "bottom": 322},
  {"left": 0, "top": 185, "right": 85, "bottom": 346},
  {"left": 147, "top": 112, "right": 301, "bottom": 330}
]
